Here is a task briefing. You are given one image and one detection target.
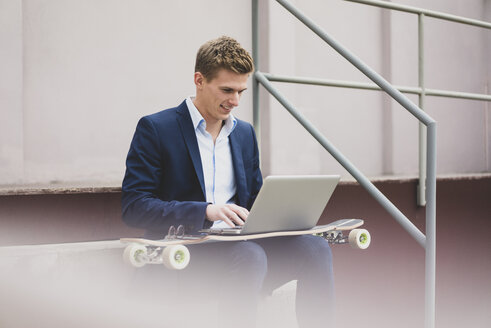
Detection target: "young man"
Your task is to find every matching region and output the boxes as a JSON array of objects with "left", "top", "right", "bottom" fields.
[{"left": 122, "top": 36, "right": 334, "bottom": 328}]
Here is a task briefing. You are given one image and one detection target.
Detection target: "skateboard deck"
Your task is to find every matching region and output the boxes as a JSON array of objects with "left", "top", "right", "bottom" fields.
[{"left": 121, "top": 218, "right": 370, "bottom": 270}]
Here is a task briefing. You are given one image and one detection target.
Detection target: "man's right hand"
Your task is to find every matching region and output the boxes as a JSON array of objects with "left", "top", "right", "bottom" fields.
[{"left": 205, "top": 204, "right": 250, "bottom": 227}]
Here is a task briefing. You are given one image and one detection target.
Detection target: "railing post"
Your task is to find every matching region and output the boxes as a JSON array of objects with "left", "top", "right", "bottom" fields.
[
  {"left": 426, "top": 123, "right": 437, "bottom": 328},
  {"left": 418, "top": 13, "right": 427, "bottom": 206}
]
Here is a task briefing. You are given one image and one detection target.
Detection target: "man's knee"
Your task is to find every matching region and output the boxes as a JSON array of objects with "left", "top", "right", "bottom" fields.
[
  {"left": 292, "top": 235, "right": 333, "bottom": 265},
  {"left": 229, "top": 241, "right": 268, "bottom": 273},
  {"left": 222, "top": 242, "right": 267, "bottom": 296}
]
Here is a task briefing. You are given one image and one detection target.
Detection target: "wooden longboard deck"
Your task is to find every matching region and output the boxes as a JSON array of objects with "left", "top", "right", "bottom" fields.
[{"left": 120, "top": 218, "right": 363, "bottom": 247}]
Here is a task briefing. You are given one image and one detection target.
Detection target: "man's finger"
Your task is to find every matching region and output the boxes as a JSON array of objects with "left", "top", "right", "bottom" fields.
[
  {"left": 220, "top": 213, "right": 235, "bottom": 227},
  {"left": 227, "top": 204, "right": 249, "bottom": 221},
  {"left": 224, "top": 208, "right": 245, "bottom": 226}
]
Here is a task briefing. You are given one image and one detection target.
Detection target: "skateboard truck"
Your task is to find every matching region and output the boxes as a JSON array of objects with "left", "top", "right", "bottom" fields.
[
  {"left": 123, "top": 243, "right": 191, "bottom": 270},
  {"left": 122, "top": 225, "right": 192, "bottom": 270},
  {"left": 322, "top": 230, "right": 347, "bottom": 244},
  {"left": 320, "top": 229, "right": 371, "bottom": 250}
]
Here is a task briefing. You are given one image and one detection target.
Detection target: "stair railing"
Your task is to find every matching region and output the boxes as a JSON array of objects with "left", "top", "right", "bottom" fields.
[{"left": 252, "top": 2, "right": 490, "bottom": 327}]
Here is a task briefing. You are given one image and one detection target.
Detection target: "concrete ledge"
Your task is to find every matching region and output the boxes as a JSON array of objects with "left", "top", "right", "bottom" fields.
[
  {"left": 0, "top": 239, "right": 298, "bottom": 328},
  {"left": 0, "top": 182, "right": 121, "bottom": 196},
  {"left": 0, "top": 240, "right": 129, "bottom": 280},
  {"left": 339, "top": 172, "right": 491, "bottom": 185},
  {"left": 0, "top": 239, "right": 123, "bottom": 256},
  {"left": 2, "top": 173, "right": 489, "bottom": 195}
]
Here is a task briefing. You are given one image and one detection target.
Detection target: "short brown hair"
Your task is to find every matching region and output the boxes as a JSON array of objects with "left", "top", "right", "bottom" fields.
[{"left": 195, "top": 36, "right": 254, "bottom": 81}]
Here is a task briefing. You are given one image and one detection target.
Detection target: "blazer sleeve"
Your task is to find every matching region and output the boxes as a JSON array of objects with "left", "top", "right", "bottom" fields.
[{"left": 121, "top": 116, "right": 208, "bottom": 236}]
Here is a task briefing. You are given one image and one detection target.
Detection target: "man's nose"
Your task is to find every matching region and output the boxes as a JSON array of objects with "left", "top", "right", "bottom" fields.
[{"left": 229, "top": 92, "right": 240, "bottom": 107}]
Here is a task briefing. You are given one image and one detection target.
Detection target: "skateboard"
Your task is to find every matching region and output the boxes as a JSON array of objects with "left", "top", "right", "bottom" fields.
[{"left": 121, "top": 218, "right": 370, "bottom": 270}]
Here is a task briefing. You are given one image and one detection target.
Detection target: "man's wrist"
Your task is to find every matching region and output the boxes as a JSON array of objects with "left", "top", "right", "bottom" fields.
[{"left": 205, "top": 203, "right": 213, "bottom": 221}]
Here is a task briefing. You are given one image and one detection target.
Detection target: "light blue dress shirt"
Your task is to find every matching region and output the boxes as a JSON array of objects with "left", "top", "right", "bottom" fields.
[{"left": 186, "top": 97, "right": 237, "bottom": 227}]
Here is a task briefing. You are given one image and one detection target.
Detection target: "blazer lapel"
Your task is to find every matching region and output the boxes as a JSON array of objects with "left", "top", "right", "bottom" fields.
[
  {"left": 176, "top": 102, "right": 206, "bottom": 198},
  {"left": 229, "top": 129, "right": 248, "bottom": 207}
]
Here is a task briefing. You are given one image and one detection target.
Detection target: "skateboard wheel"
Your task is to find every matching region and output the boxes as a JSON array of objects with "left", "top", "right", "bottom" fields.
[
  {"left": 123, "top": 244, "right": 147, "bottom": 268},
  {"left": 162, "top": 245, "right": 190, "bottom": 270},
  {"left": 348, "top": 229, "right": 371, "bottom": 249}
]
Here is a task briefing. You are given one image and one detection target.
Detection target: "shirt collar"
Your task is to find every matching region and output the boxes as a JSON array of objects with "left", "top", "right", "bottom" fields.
[{"left": 186, "top": 96, "right": 237, "bottom": 136}]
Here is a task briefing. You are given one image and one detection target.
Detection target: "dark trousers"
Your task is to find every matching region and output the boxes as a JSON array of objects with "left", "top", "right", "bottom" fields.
[{"left": 132, "top": 235, "right": 334, "bottom": 328}]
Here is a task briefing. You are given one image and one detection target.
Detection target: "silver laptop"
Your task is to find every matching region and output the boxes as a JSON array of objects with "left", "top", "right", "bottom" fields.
[{"left": 201, "top": 175, "right": 340, "bottom": 235}]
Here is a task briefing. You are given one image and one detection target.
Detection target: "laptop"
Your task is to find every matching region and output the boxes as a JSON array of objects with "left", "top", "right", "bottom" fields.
[{"left": 201, "top": 175, "right": 340, "bottom": 235}]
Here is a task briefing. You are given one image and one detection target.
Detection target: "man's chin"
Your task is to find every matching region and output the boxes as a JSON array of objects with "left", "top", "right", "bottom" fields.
[{"left": 218, "top": 112, "right": 232, "bottom": 120}]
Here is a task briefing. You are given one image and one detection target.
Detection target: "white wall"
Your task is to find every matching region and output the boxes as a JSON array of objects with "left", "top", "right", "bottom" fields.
[
  {"left": 390, "top": 0, "right": 490, "bottom": 175},
  {"left": 1, "top": 0, "right": 490, "bottom": 185},
  {"left": 263, "top": 0, "right": 491, "bottom": 178},
  {"left": 0, "top": 0, "right": 24, "bottom": 183},
  {"left": 266, "top": 0, "right": 387, "bottom": 177},
  {"left": 0, "top": 0, "right": 254, "bottom": 185}
]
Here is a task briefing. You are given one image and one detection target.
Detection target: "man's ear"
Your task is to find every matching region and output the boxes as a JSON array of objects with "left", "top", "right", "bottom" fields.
[{"left": 194, "top": 72, "right": 205, "bottom": 89}]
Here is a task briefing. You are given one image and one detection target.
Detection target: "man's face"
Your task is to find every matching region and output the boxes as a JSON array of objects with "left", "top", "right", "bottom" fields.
[{"left": 194, "top": 68, "right": 249, "bottom": 124}]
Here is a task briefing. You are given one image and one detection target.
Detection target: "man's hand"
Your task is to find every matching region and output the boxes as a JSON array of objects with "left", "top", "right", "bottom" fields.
[{"left": 206, "top": 204, "right": 250, "bottom": 227}]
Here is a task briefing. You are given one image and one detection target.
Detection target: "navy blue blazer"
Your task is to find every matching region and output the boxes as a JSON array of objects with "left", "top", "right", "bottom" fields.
[{"left": 122, "top": 100, "right": 263, "bottom": 239}]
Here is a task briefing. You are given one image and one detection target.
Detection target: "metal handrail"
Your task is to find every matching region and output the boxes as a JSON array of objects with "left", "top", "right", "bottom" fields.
[
  {"left": 251, "top": 1, "right": 446, "bottom": 328},
  {"left": 345, "top": 0, "right": 491, "bottom": 29},
  {"left": 255, "top": 71, "right": 427, "bottom": 248},
  {"left": 345, "top": 0, "right": 491, "bottom": 206},
  {"left": 263, "top": 73, "right": 491, "bottom": 102}
]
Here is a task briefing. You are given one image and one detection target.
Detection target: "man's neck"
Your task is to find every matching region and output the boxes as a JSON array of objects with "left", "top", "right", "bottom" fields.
[
  {"left": 205, "top": 120, "right": 223, "bottom": 143},
  {"left": 192, "top": 99, "right": 223, "bottom": 142}
]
